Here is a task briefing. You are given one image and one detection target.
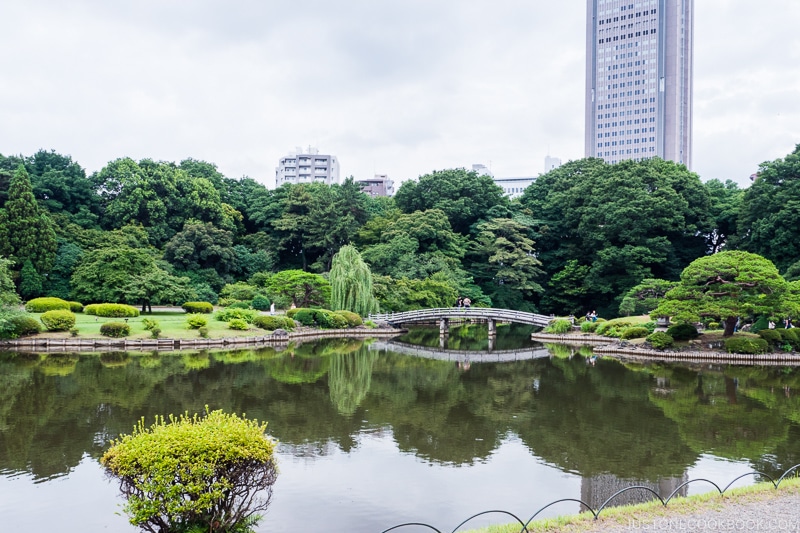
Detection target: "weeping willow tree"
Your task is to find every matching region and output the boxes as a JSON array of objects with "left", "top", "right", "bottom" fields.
[
  {"left": 328, "top": 347, "right": 376, "bottom": 416},
  {"left": 329, "top": 245, "right": 379, "bottom": 316}
]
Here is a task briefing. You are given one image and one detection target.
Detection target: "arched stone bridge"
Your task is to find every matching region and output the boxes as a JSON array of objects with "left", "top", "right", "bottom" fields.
[
  {"left": 368, "top": 307, "right": 553, "bottom": 335},
  {"left": 368, "top": 340, "right": 552, "bottom": 362}
]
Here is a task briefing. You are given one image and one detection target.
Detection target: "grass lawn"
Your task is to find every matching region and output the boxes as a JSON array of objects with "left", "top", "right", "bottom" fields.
[{"left": 30, "top": 309, "right": 280, "bottom": 340}]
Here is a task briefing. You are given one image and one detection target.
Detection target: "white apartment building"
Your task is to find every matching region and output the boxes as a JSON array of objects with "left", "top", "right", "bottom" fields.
[{"left": 275, "top": 147, "right": 340, "bottom": 187}]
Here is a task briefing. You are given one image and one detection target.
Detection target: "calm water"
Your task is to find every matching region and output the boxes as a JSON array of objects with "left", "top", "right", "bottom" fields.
[{"left": 1, "top": 324, "right": 799, "bottom": 532}]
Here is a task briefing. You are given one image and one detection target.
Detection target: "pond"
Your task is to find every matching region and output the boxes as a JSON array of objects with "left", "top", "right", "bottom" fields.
[{"left": 1, "top": 324, "right": 799, "bottom": 532}]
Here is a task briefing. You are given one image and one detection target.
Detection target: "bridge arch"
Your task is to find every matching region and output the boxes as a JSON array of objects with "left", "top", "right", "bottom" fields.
[{"left": 368, "top": 307, "right": 553, "bottom": 329}]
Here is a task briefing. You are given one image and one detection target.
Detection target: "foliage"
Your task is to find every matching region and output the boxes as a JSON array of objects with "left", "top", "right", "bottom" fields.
[
  {"left": 779, "top": 328, "right": 800, "bottom": 348},
  {"left": 100, "top": 322, "right": 131, "bottom": 338},
  {"left": 198, "top": 327, "right": 209, "bottom": 338},
  {"left": 226, "top": 301, "right": 252, "bottom": 309},
  {"left": 19, "top": 259, "right": 44, "bottom": 299},
  {"left": 92, "top": 303, "right": 140, "bottom": 318},
  {"left": 40, "top": 309, "right": 76, "bottom": 331},
  {"left": 150, "top": 327, "right": 161, "bottom": 339},
  {"left": 618, "top": 278, "right": 678, "bottom": 316},
  {"left": 543, "top": 319, "right": 572, "bottom": 334},
  {"left": 621, "top": 326, "right": 650, "bottom": 340},
  {"left": 163, "top": 221, "right": 237, "bottom": 274},
  {"left": 141, "top": 317, "right": 160, "bottom": 331},
  {"left": 261, "top": 269, "right": 330, "bottom": 308},
  {"left": 0, "top": 257, "right": 20, "bottom": 306},
  {"left": 9, "top": 314, "right": 42, "bottom": 336},
  {"left": 666, "top": 323, "right": 700, "bottom": 341},
  {"left": 292, "top": 309, "right": 317, "bottom": 326},
  {"left": 372, "top": 275, "right": 458, "bottom": 312},
  {"left": 182, "top": 301, "right": 214, "bottom": 314},
  {"left": 228, "top": 318, "right": 249, "bottom": 330},
  {"left": 83, "top": 303, "right": 99, "bottom": 315},
  {"left": 329, "top": 245, "right": 378, "bottom": 316},
  {"left": 251, "top": 294, "right": 271, "bottom": 311},
  {"left": 646, "top": 331, "right": 674, "bottom": 349},
  {"left": 43, "top": 242, "right": 84, "bottom": 300},
  {"left": 724, "top": 336, "right": 769, "bottom": 354},
  {"left": 24, "top": 296, "right": 71, "bottom": 313},
  {"left": 757, "top": 329, "right": 782, "bottom": 345},
  {"left": 122, "top": 267, "right": 196, "bottom": 313},
  {"left": 580, "top": 320, "right": 599, "bottom": 333},
  {"left": 315, "top": 309, "right": 349, "bottom": 329},
  {"left": 334, "top": 310, "right": 362, "bottom": 327},
  {"left": 186, "top": 314, "right": 208, "bottom": 329},
  {"left": 252, "top": 315, "right": 284, "bottom": 331},
  {"left": 68, "top": 301, "right": 84, "bottom": 312},
  {"left": 100, "top": 409, "right": 277, "bottom": 533},
  {"left": 70, "top": 245, "right": 158, "bottom": 304},
  {"left": 214, "top": 308, "right": 258, "bottom": 323},
  {"left": 652, "top": 251, "right": 794, "bottom": 336}
]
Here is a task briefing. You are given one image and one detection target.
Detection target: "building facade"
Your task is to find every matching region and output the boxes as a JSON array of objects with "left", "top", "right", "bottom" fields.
[
  {"left": 585, "top": 0, "right": 693, "bottom": 168},
  {"left": 356, "top": 174, "right": 395, "bottom": 197},
  {"left": 275, "top": 147, "right": 340, "bottom": 187}
]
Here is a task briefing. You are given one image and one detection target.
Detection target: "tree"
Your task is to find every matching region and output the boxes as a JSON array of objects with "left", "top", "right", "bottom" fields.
[
  {"left": 18, "top": 260, "right": 44, "bottom": 300},
  {"left": 394, "top": 168, "right": 508, "bottom": 234},
  {"left": 0, "top": 165, "right": 58, "bottom": 283},
  {"left": 43, "top": 242, "right": 84, "bottom": 300},
  {"left": 261, "top": 269, "right": 330, "bottom": 308},
  {"left": 123, "top": 268, "right": 197, "bottom": 313},
  {"left": 70, "top": 246, "right": 158, "bottom": 303},
  {"left": 101, "top": 409, "right": 277, "bottom": 533},
  {"left": 163, "top": 221, "right": 237, "bottom": 274},
  {"left": 0, "top": 257, "right": 20, "bottom": 306},
  {"left": 618, "top": 278, "right": 678, "bottom": 316},
  {"left": 652, "top": 251, "right": 795, "bottom": 336},
  {"left": 737, "top": 144, "right": 800, "bottom": 272},
  {"left": 704, "top": 179, "right": 743, "bottom": 254},
  {"left": 26, "top": 149, "right": 100, "bottom": 227},
  {"left": 329, "top": 245, "right": 379, "bottom": 316}
]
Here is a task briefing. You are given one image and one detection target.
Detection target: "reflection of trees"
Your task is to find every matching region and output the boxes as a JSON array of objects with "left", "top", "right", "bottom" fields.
[
  {"left": 396, "top": 324, "right": 538, "bottom": 352},
  {"left": 328, "top": 347, "right": 375, "bottom": 416}
]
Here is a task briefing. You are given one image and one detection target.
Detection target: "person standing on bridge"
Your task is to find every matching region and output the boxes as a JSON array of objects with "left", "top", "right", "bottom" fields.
[{"left": 463, "top": 297, "right": 471, "bottom": 309}]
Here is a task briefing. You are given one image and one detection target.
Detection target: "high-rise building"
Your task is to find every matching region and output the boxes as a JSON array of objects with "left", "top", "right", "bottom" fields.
[
  {"left": 275, "top": 146, "right": 340, "bottom": 188},
  {"left": 356, "top": 174, "right": 395, "bottom": 197},
  {"left": 585, "top": 0, "right": 693, "bottom": 168}
]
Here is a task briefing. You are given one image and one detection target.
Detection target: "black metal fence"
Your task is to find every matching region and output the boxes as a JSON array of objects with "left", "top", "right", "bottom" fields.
[{"left": 380, "top": 464, "right": 800, "bottom": 533}]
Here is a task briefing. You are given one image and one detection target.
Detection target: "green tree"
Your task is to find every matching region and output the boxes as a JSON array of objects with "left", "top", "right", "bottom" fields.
[
  {"left": 42, "top": 242, "right": 84, "bottom": 300},
  {"left": 25, "top": 149, "right": 100, "bottom": 227},
  {"left": 704, "top": 179, "right": 743, "bottom": 254},
  {"left": 18, "top": 260, "right": 43, "bottom": 300},
  {"left": 737, "top": 144, "right": 800, "bottom": 272},
  {"left": 329, "top": 245, "right": 379, "bottom": 316},
  {"left": 618, "top": 278, "right": 678, "bottom": 316},
  {"left": 652, "top": 251, "right": 795, "bottom": 336},
  {"left": 163, "top": 221, "right": 237, "bottom": 274},
  {"left": 0, "top": 165, "right": 58, "bottom": 283},
  {"left": 123, "top": 268, "right": 197, "bottom": 313},
  {"left": 394, "top": 168, "right": 508, "bottom": 234},
  {"left": 0, "top": 257, "right": 20, "bottom": 306},
  {"left": 101, "top": 409, "right": 277, "bottom": 533},
  {"left": 70, "top": 246, "right": 158, "bottom": 303},
  {"left": 262, "top": 269, "right": 330, "bottom": 308}
]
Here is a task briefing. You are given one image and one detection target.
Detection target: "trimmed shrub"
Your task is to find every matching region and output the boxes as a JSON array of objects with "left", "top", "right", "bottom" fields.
[
  {"left": 253, "top": 315, "right": 283, "bottom": 331},
  {"left": 40, "top": 310, "right": 76, "bottom": 331},
  {"left": 544, "top": 318, "right": 572, "bottom": 334},
  {"left": 580, "top": 320, "right": 598, "bottom": 333},
  {"left": 334, "top": 310, "right": 362, "bottom": 327},
  {"left": 646, "top": 331, "right": 674, "bottom": 349},
  {"left": 621, "top": 326, "right": 650, "bottom": 340},
  {"left": 315, "top": 309, "right": 348, "bottom": 329},
  {"left": 142, "top": 318, "right": 160, "bottom": 331},
  {"left": 10, "top": 315, "right": 42, "bottom": 336},
  {"left": 286, "top": 308, "right": 303, "bottom": 320},
  {"left": 150, "top": 327, "right": 161, "bottom": 339},
  {"left": 198, "top": 327, "right": 209, "bottom": 338},
  {"left": 68, "top": 301, "right": 84, "bottom": 313},
  {"left": 214, "top": 308, "right": 258, "bottom": 323},
  {"left": 84, "top": 303, "right": 99, "bottom": 315},
  {"left": 226, "top": 301, "right": 252, "bottom": 310},
  {"left": 707, "top": 322, "right": 721, "bottom": 330},
  {"left": 228, "top": 318, "right": 249, "bottom": 330},
  {"left": 100, "top": 322, "right": 131, "bottom": 338},
  {"left": 779, "top": 328, "right": 800, "bottom": 345},
  {"left": 94, "top": 303, "right": 140, "bottom": 318},
  {"left": 757, "top": 329, "right": 782, "bottom": 345},
  {"left": 725, "top": 337, "right": 768, "bottom": 354},
  {"left": 25, "top": 297, "right": 71, "bottom": 313},
  {"left": 182, "top": 302, "right": 214, "bottom": 314},
  {"left": 70, "top": 327, "right": 79, "bottom": 337},
  {"left": 642, "top": 321, "right": 657, "bottom": 334},
  {"left": 251, "top": 294, "right": 272, "bottom": 312},
  {"left": 292, "top": 308, "right": 316, "bottom": 326},
  {"left": 186, "top": 314, "right": 208, "bottom": 329},
  {"left": 666, "top": 323, "right": 699, "bottom": 341},
  {"left": 280, "top": 317, "right": 296, "bottom": 330}
]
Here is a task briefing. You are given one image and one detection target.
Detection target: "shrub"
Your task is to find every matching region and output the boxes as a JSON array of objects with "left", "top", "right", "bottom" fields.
[
  {"left": 666, "top": 322, "right": 699, "bottom": 341},
  {"left": 94, "top": 303, "right": 140, "bottom": 318},
  {"left": 217, "top": 297, "right": 241, "bottom": 307},
  {"left": 642, "top": 321, "right": 657, "bottom": 333},
  {"left": 757, "top": 329, "right": 783, "bottom": 345},
  {"left": 251, "top": 294, "right": 272, "bottom": 311},
  {"left": 100, "top": 322, "right": 131, "bottom": 338},
  {"left": 69, "top": 327, "right": 79, "bottom": 337},
  {"left": 253, "top": 315, "right": 283, "bottom": 331},
  {"left": 141, "top": 318, "right": 160, "bottom": 331},
  {"left": 707, "top": 322, "right": 721, "bottom": 330},
  {"left": 621, "top": 326, "right": 650, "bottom": 340},
  {"left": 150, "top": 327, "right": 161, "bottom": 339},
  {"left": 580, "top": 320, "right": 598, "bottom": 333},
  {"left": 10, "top": 315, "right": 42, "bottom": 336},
  {"left": 315, "top": 309, "right": 348, "bottom": 329},
  {"left": 725, "top": 336, "right": 768, "bottom": 354},
  {"left": 100, "top": 409, "right": 277, "bottom": 533},
  {"left": 286, "top": 307, "right": 303, "bottom": 319},
  {"left": 68, "top": 301, "right": 84, "bottom": 313},
  {"left": 40, "top": 310, "right": 76, "bottom": 331},
  {"left": 25, "top": 297, "right": 71, "bottom": 313},
  {"left": 228, "top": 318, "right": 249, "bottom": 330},
  {"left": 214, "top": 308, "right": 258, "bottom": 323},
  {"left": 779, "top": 328, "right": 800, "bottom": 346},
  {"left": 186, "top": 314, "right": 208, "bottom": 329},
  {"left": 364, "top": 319, "right": 377, "bottom": 328},
  {"left": 198, "top": 327, "right": 209, "bottom": 338},
  {"left": 83, "top": 303, "right": 99, "bottom": 315},
  {"left": 280, "top": 317, "right": 296, "bottom": 330},
  {"left": 226, "top": 301, "right": 252, "bottom": 310},
  {"left": 646, "top": 331, "right": 674, "bottom": 349},
  {"left": 181, "top": 301, "right": 214, "bottom": 314},
  {"left": 334, "top": 310, "right": 362, "bottom": 327},
  {"left": 544, "top": 318, "right": 572, "bottom": 334},
  {"left": 292, "top": 308, "right": 316, "bottom": 326},
  {"left": 220, "top": 281, "right": 260, "bottom": 301},
  {"left": 751, "top": 316, "right": 770, "bottom": 333}
]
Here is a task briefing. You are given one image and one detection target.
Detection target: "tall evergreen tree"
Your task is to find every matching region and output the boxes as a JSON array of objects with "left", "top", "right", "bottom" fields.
[
  {"left": 0, "top": 165, "right": 57, "bottom": 288},
  {"left": 329, "top": 245, "right": 379, "bottom": 316}
]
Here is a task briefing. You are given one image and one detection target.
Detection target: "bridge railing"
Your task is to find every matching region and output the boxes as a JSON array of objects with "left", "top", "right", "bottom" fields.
[{"left": 368, "top": 307, "right": 554, "bottom": 327}]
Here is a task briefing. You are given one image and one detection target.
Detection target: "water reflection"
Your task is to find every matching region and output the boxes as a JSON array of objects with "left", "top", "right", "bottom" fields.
[{"left": 0, "top": 325, "right": 799, "bottom": 532}]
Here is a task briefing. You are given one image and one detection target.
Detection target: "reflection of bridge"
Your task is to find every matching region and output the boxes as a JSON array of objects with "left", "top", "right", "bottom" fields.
[
  {"left": 368, "top": 308, "right": 552, "bottom": 335},
  {"left": 368, "top": 340, "right": 552, "bottom": 362}
]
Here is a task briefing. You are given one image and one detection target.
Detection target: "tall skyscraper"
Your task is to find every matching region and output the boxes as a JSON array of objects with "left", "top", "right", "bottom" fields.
[{"left": 585, "top": 0, "right": 693, "bottom": 168}]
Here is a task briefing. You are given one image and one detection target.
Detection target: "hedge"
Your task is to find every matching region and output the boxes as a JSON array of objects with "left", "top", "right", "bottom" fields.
[
  {"left": 68, "top": 301, "right": 84, "bottom": 313},
  {"left": 85, "top": 303, "right": 140, "bottom": 318},
  {"left": 214, "top": 308, "right": 258, "bottom": 323},
  {"left": 725, "top": 337, "right": 768, "bottom": 354},
  {"left": 25, "top": 297, "right": 71, "bottom": 313},
  {"left": 186, "top": 314, "right": 208, "bottom": 329},
  {"left": 646, "top": 331, "right": 673, "bottom": 349},
  {"left": 334, "top": 310, "right": 362, "bottom": 327},
  {"left": 40, "top": 310, "right": 77, "bottom": 331},
  {"left": 10, "top": 315, "right": 42, "bottom": 336},
  {"left": 100, "top": 322, "right": 131, "bottom": 338},
  {"left": 315, "top": 309, "right": 348, "bottom": 329},
  {"left": 251, "top": 295, "right": 272, "bottom": 311},
  {"left": 621, "top": 326, "right": 650, "bottom": 340},
  {"left": 666, "top": 323, "right": 699, "bottom": 341},
  {"left": 181, "top": 302, "right": 214, "bottom": 314}
]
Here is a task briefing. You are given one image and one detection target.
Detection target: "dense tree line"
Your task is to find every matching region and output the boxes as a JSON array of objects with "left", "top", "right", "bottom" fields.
[{"left": 1, "top": 145, "right": 799, "bottom": 316}]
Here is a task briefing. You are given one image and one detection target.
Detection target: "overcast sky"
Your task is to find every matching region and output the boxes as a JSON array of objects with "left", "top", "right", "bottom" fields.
[{"left": 2, "top": 0, "right": 799, "bottom": 189}]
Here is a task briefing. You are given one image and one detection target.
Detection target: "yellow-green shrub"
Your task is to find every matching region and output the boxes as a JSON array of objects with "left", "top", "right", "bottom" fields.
[
  {"left": 40, "top": 310, "right": 76, "bottom": 331},
  {"left": 25, "top": 297, "right": 71, "bottom": 313}
]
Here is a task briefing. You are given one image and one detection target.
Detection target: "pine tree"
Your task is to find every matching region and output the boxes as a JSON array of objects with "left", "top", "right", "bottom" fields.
[
  {"left": 329, "top": 245, "right": 379, "bottom": 316},
  {"left": 0, "top": 165, "right": 57, "bottom": 280}
]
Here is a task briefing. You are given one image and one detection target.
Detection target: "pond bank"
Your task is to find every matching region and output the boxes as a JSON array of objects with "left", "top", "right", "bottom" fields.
[
  {"left": 530, "top": 333, "right": 800, "bottom": 365},
  {"left": 0, "top": 327, "right": 405, "bottom": 353}
]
